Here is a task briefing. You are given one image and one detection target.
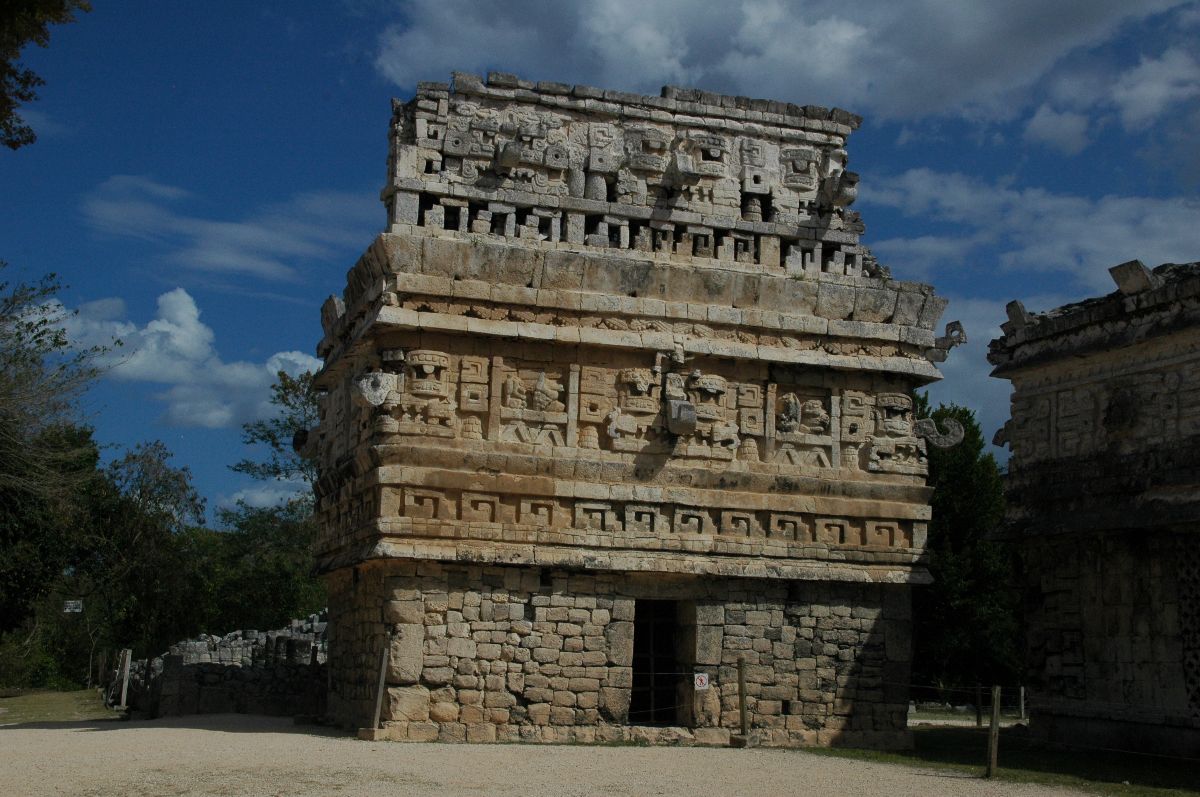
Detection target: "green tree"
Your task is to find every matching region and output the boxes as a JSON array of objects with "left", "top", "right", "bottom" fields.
[
  {"left": 212, "top": 500, "right": 324, "bottom": 632},
  {"left": 231, "top": 370, "right": 319, "bottom": 491},
  {"left": 0, "top": 265, "right": 108, "bottom": 635},
  {"left": 912, "top": 396, "right": 1020, "bottom": 691},
  {"left": 1, "top": 0, "right": 90, "bottom": 149},
  {"left": 72, "top": 441, "right": 207, "bottom": 657},
  {"left": 2, "top": 437, "right": 210, "bottom": 685},
  {"left": 0, "top": 265, "right": 105, "bottom": 496},
  {"left": 223, "top": 369, "right": 325, "bottom": 623}
]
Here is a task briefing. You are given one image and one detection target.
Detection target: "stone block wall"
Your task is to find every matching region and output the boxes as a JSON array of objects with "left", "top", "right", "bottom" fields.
[
  {"left": 991, "top": 260, "right": 1200, "bottom": 758},
  {"left": 1019, "top": 531, "right": 1200, "bottom": 756},
  {"left": 310, "top": 72, "right": 955, "bottom": 750},
  {"left": 127, "top": 616, "right": 328, "bottom": 719},
  {"left": 325, "top": 561, "right": 911, "bottom": 748}
]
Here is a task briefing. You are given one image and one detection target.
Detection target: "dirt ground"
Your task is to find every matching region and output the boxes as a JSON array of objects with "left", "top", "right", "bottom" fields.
[{"left": 0, "top": 714, "right": 1090, "bottom": 797}]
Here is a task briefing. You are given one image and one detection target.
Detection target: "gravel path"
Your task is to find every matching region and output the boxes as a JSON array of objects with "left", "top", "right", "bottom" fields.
[{"left": 0, "top": 715, "right": 1087, "bottom": 797}]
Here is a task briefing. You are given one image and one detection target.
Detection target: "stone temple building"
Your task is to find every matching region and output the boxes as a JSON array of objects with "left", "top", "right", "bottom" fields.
[
  {"left": 307, "top": 71, "right": 963, "bottom": 747},
  {"left": 990, "top": 259, "right": 1200, "bottom": 758}
]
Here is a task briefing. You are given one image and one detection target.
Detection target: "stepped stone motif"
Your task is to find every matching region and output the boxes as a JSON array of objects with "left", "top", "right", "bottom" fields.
[
  {"left": 307, "top": 72, "right": 962, "bottom": 747},
  {"left": 990, "top": 259, "right": 1200, "bottom": 759}
]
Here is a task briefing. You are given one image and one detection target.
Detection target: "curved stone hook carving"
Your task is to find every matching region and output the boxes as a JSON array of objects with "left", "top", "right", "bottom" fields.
[
  {"left": 926, "top": 320, "right": 967, "bottom": 363},
  {"left": 352, "top": 371, "right": 397, "bottom": 408},
  {"left": 914, "top": 416, "right": 965, "bottom": 448}
]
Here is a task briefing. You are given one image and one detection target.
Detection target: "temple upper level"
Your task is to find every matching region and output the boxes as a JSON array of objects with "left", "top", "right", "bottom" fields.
[
  {"left": 383, "top": 71, "right": 871, "bottom": 277},
  {"left": 307, "top": 74, "right": 964, "bottom": 584}
]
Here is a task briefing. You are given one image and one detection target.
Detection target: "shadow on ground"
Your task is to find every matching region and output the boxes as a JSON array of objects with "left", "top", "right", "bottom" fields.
[
  {"left": 0, "top": 712, "right": 353, "bottom": 737},
  {"left": 892, "top": 727, "right": 1199, "bottom": 794}
]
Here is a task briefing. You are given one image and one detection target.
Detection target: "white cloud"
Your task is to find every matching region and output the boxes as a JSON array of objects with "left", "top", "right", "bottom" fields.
[
  {"left": 18, "top": 108, "right": 70, "bottom": 139},
  {"left": 863, "top": 169, "right": 1200, "bottom": 292},
  {"left": 82, "top": 176, "right": 378, "bottom": 281},
  {"left": 1111, "top": 47, "right": 1200, "bottom": 129},
  {"left": 374, "top": 0, "right": 1186, "bottom": 121},
  {"left": 65, "top": 288, "right": 322, "bottom": 429},
  {"left": 218, "top": 480, "right": 309, "bottom": 511},
  {"left": 866, "top": 234, "right": 982, "bottom": 282},
  {"left": 220, "top": 480, "right": 309, "bottom": 511},
  {"left": 1023, "top": 104, "right": 1090, "bottom": 155}
]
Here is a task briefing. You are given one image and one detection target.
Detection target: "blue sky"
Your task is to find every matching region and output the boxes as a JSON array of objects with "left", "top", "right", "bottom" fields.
[{"left": 3, "top": 1, "right": 1199, "bottom": 520}]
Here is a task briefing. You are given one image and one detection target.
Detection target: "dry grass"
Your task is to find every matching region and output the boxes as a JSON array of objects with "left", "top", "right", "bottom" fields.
[{"left": 0, "top": 689, "right": 121, "bottom": 725}]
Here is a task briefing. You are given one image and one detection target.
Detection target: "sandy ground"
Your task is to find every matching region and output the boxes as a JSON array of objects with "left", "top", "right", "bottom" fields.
[{"left": 0, "top": 714, "right": 1087, "bottom": 797}]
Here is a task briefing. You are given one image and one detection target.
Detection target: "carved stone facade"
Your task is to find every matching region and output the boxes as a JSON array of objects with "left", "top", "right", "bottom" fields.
[
  {"left": 990, "top": 259, "right": 1200, "bottom": 759},
  {"left": 308, "top": 72, "right": 961, "bottom": 748}
]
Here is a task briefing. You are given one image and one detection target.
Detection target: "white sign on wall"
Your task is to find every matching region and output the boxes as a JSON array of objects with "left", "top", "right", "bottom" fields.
[
  {"left": 62, "top": 600, "right": 83, "bottom": 613},
  {"left": 693, "top": 672, "right": 710, "bottom": 691}
]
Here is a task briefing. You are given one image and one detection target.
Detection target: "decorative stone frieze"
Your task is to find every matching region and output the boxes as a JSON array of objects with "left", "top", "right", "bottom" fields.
[{"left": 308, "top": 72, "right": 960, "bottom": 748}]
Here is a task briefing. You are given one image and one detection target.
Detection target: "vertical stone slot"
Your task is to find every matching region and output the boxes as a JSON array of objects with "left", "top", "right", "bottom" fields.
[{"left": 630, "top": 599, "right": 681, "bottom": 725}]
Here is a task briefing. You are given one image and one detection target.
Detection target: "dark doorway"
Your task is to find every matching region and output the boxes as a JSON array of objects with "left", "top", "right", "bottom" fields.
[{"left": 630, "top": 599, "right": 680, "bottom": 725}]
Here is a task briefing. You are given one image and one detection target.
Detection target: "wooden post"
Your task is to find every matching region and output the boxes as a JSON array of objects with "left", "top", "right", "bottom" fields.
[
  {"left": 370, "top": 633, "right": 391, "bottom": 730},
  {"left": 97, "top": 649, "right": 108, "bottom": 690},
  {"left": 986, "top": 685, "right": 1001, "bottom": 778},
  {"left": 738, "top": 657, "right": 748, "bottom": 737},
  {"left": 975, "top": 685, "right": 983, "bottom": 727},
  {"left": 1019, "top": 686, "right": 1025, "bottom": 721},
  {"left": 117, "top": 649, "right": 132, "bottom": 710}
]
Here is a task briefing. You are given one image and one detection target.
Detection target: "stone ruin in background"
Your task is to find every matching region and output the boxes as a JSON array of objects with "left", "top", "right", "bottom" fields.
[
  {"left": 303, "top": 71, "right": 964, "bottom": 747},
  {"left": 124, "top": 612, "right": 328, "bottom": 718},
  {"left": 991, "top": 259, "right": 1200, "bottom": 759}
]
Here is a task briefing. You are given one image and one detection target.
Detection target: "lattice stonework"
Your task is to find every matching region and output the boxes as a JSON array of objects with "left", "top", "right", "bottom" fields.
[
  {"left": 991, "top": 258, "right": 1200, "bottom": 758},
  {"left": 307, "top": 72, "right": 962, "bottom": 747}
]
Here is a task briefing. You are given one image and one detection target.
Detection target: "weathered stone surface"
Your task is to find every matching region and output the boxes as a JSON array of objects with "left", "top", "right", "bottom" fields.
[
  {"left": 314, "top": 71, "right": 950, "bottom": 750},
  {"left": 384, "top": 600, "right": 425, "bottom": 625},
  {"left": 125, "top": 613, "right": 327, "bottom": 719},
  {"left": 385, "top": 686, "right": 430, "bottom": 722},
  {"left": 991, "top": 260, "right": 1200, "bottom": 760},
  {"left": 387, "top": 624, "right": 424, "bottom": 685}
]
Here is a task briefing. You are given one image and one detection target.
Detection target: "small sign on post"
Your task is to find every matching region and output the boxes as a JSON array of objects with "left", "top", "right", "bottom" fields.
[
  {"left": 693, "top": 672, "right": 710, "bottom": 691},
  {"left": 62, "top": 600, "right": 83, "bottom": 613}
]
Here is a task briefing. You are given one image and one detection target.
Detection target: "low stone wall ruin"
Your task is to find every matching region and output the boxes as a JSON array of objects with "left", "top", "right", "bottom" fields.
[{"left": 126, "top": 613, "right": 328, "bottom": 719}]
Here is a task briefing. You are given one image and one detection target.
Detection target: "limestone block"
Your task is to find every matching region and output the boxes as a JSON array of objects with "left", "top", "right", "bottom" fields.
[
  {"left": 598, "top": 686, "right": 630, "bottom": 722},
  {"left": 694, "top": 727, "right": 731, "bottom": 746},
  {"left": 853, "top": 287, "right": 896, "bottom": 323},
  {"left": 403, "top": 721, "right": 436, "bottom": 741},
  {"left": 695, "top": 603, "right": 725, "bottom": 626},
  {"left": 384, "top": 685, "right": 430, "bottom": 722},
  {"left": 696, "top": 625, "right": 724, "bottom": 665},
  {"left": 467, "top": 722, "right": 497, "bottom": 742},
  {"left": 439, "top": 722, "right": 467, "bottom": 742},
  {"left": 550, "top": 706, "right": 576, "bottom": 725},
  {"left": 384, "top": 600, "right": 425, "bottom": 625},
  {"left": 605, "top": 621, "right": 634, "bottom": 665},
  {"left": 816, "top": 282, "right": 856, "bottom": 320},
  {"left": 387, "top": 624, "right": 424, "bottom": 685},
  {"left": 424, "top": 667, "right": 454, "bottom": 685},
  {"left": 430, "top": 701, "right": 461, "bottom": 722}
]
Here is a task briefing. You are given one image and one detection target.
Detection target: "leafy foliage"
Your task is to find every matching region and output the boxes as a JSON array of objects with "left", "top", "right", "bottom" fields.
[
  {"left": 231, "top": 370, "right": 319, "bottom": 490},
  {"left": 912, "top": 395, "right": 1021, "bottom": 690},
  {"left": 0, "top": 274, "right": 325, "bottom": 687},
  {"left": 0, "top": 265, "right": 108, "bottom": 496},
  {"left": 211, "top": 499, "right": 324, "bottom": 632},
  {"left": 0, "top": 266, "right": 109, "bottom": 636},
  {"left": 0, "top": 1, "right": 90, "bottom": 149}
]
